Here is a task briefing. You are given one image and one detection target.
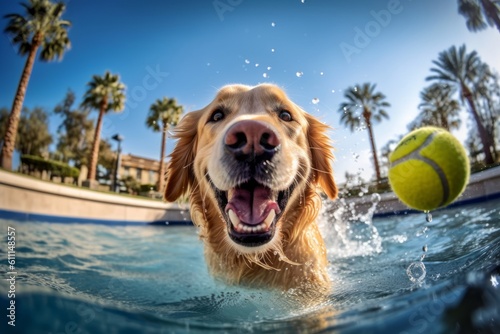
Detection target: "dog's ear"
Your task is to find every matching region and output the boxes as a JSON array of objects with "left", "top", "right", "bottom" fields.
[
  {"left": 164, "top": 110, "right": 202, "bottom": 202},
  {"left": 305, "top": 113, "right": 338, "bottom": 200}
]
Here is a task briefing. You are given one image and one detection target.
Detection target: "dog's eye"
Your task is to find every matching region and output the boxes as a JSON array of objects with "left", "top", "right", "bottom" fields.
[
  {"left": 209, "top": 109, "right": 225, "bottom": 122},
  {"left": 279, "top": 110, "right": 292, "bottom": 122}
]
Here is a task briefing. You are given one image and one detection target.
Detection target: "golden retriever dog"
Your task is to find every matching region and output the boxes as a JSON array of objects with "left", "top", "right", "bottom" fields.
[{"left": 164, "top": 84, "right": 337, "bottom": 297}]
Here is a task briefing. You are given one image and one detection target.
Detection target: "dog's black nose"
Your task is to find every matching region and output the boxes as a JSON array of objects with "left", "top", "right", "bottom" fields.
[{"left": 224, "top": 120, "right": 280, "bottom": 161}]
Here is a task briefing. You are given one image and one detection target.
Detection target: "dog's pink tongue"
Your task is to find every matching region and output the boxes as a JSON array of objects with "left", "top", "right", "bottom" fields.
[{"left": 226, "top": 184, "right": 279, "bottom": 225}]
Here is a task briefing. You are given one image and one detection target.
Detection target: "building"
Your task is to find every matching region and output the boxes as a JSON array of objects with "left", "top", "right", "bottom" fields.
[{"left": 119, "top": 154, "right": 161, "bottom": 186}]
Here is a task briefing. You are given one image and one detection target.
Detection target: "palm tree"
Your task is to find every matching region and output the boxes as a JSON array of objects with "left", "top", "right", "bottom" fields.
[
  {"left": 409, "top": 83, "right": 462, "bottom": 131},
  {"left": 81, "top": 71, "right": 126, "bottom": 182},
  {"left": 474, "top": 66, "right": 500, "bottom": 160},
  {"left": 1, "top": 0, "right": 71, "bottom": 170},
  {"left": 426, "top": 44, "right": 495, "bottom": 164},
  {"left": 146, "top": 97, "right": 183, "bottom": 192},
  {"left": 339, "top": 83, "right": 390, "bottom": 182},
  {"left": 458, "top": 0, "right": 500, "bottom": 33}
]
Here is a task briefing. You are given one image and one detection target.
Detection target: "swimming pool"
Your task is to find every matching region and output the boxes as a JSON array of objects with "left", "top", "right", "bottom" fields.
[{"left": 1, "top": 196, "right": 499, "bottom": 333}]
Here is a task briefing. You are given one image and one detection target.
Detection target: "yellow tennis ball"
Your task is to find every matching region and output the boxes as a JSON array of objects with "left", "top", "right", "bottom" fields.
[{"left": 388, "top": 126, "right": 470, "bottom": 212}]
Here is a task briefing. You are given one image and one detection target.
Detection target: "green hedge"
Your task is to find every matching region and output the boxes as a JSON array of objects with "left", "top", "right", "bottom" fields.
[
  {"left": 140, "top": 183, "right": 157, "bottom": 192},
  {"left": 20, "top": 155, "right": 80, "bottom": 180}
]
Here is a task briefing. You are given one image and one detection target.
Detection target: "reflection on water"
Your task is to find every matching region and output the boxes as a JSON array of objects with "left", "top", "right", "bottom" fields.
[{"left": 0, "top": 197, "right": 499, "bottom": 333}]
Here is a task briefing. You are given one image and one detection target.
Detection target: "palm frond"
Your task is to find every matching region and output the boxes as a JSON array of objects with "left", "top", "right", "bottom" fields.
[
  {"left": 337, "top": 82, "right": 390, "bottom": 132},
  {"left": 4, "top": 0, "right": 71, "bottom": 60}
]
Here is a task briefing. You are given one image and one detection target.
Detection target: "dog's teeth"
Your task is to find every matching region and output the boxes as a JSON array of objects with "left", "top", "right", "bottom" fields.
[
  {"left": 263, "top": 209, "right": 276, "bottom": 227},
  {"left": 228, "top": 209, "right": 240, "bottom": 228},
  {"left": 229, "top": 209, "right": 276, "bottom": 234}
]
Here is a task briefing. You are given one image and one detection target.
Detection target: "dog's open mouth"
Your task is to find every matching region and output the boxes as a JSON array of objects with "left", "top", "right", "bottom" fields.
[{"left": 210, "top": 179, "right": 292, "bottom": 248}]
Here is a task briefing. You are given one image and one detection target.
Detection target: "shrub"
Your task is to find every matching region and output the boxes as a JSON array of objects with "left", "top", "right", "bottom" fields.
[
  {"left": 140, "top": 183, "right": 157, "bottom": 192},
  {"left": 20, "top": 155, "right": 80, "bottom": 182}
]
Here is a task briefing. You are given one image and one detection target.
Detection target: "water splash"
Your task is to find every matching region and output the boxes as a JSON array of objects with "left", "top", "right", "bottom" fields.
[
  {"left": 407, "top": 261, "right": 426, "bottom": 284},
  {"left": 407, "top": 253, "right": 427, "bottom": 284},
  {"left": 320, "top": 193, "right": 383, "bottom": 259},
  {"left": 312, "top": 98, "right": 320, "bottom": 104},
  {"left": 407, "top": 216, "right": 430, "bottom": 284}
]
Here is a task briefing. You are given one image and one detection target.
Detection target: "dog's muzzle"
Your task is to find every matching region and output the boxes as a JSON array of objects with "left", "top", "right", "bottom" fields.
[{"left": 209, "top": 120, "right": 294, "bottom": 248}]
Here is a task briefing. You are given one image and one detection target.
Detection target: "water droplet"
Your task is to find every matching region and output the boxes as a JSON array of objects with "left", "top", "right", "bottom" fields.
[
  {"left": 301, "top": 0, "right": 305, "bottom": 3},
  {"left": 263, "top": 73, "right": 268, "bottom": 78},
  {"left": 422, "top": 244, "right": 428, "bottom": 253},
  {"left": 320, "top": 71, "right": 324, "bottom": 76},
  {"left": 371, "top": 193, "right": 381, "bottom": 204},
  {"left": 296, "top": 71, "right": 303, "bottom": 77},
  {"left": 416, "top": 226, "right": 429, "bottom": 237},
  {"left": 354, "top": 86, "right": 358, "bottom": 92},
  {"left": 244, "top": 59, "right": 250, "bottom": 64},
  {"left": 331, "top": 89, "right": 335, "bottom": 93},
  {"left": 255, "top": 63, "right": 259, "bottom": 67},
  {"left": 267, "top": 66, "right": 271, "bottom": 70},
  {"left": 271, "top": 22, "right": 276, "bottom": 27},
  {"left": 425, "top": 211, "right": 432, "bottom": 222},
  {"left": 407, "top": 261, "right": 426, "bottom": 283},
  {"left": 271, "top": 48, "right": 275, "bottom": 53},
  {"left": 312, "top": 97, "right": 319, "bottom": 104},
  {"left": 491, "top": 274, "right": 499, "bottom": 288}
]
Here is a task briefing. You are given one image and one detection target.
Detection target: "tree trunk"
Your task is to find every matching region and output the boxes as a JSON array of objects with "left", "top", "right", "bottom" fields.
[
  {"left": 462, "top": 84, "right": 495, "bottom": 164},
  {"left": 87, "top": 100, "right": 107, "bottom": 181},
  {"left": 157, "top": 121, "right": 167, "bottom": 192},
  {"left": 440, "top": 110, "right": 449, "bottom": 131},
  {"left": 1, "top": 38, "right": 40, "bottom": 170},
  {"left": 364, "top": 110, "right": 381, "bottom": 182}
]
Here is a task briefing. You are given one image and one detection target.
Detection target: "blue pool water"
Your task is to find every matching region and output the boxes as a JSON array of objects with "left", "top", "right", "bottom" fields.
[{"left": 1, "top": 197, "right": 499, "bottom": 334}]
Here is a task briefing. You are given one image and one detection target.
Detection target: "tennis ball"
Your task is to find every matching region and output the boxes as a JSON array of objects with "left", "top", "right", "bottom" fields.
[{"left": 388, "top": 126, "right": 470, "bottom": 212}]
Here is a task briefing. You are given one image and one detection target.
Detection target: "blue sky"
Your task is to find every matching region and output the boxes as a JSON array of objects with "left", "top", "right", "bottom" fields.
[{"left": 1, "top": 0, "right": 499, "bottom": 183}]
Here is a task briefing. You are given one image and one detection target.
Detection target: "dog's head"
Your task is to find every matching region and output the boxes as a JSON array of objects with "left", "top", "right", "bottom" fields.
[{"left": 165, "top": 84, "right": 337, "bottom": 256}]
